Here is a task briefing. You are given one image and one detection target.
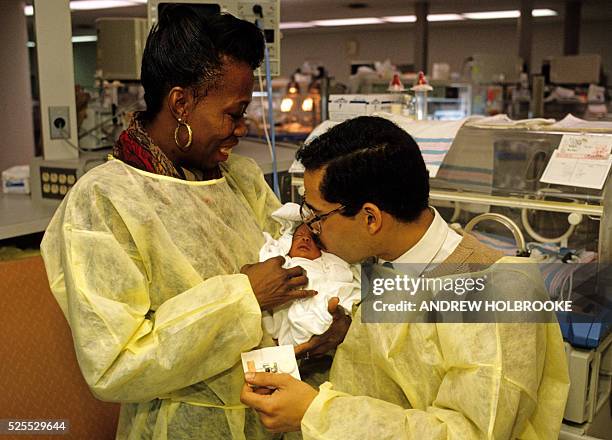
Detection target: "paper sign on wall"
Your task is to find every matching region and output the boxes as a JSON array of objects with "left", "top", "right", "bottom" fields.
[{"left": 540, "top": 134, "right": 612, "bottom": 190}]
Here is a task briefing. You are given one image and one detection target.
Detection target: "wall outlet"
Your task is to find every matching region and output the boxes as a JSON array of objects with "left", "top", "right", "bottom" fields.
[{"left": 49, "top": 106, "right": 71, "bottom": 139}]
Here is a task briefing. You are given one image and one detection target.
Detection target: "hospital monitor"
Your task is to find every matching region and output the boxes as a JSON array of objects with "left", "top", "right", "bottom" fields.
[{"left": 147, "top": 0, "right": 281, "bottom": 76}]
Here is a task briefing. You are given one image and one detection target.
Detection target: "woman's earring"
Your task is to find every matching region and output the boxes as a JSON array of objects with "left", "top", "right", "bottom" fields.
[{"left": 174, "top": 117, "right": 193, "bottom": 151}]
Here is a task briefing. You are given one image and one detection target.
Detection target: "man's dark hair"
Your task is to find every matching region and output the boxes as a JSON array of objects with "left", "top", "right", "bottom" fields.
[
  {"left": 296, "top": 116, "right": 429, "bottom": 222},
  {"left": 141, "top": 5, "right": 265, "bottom": 118}
]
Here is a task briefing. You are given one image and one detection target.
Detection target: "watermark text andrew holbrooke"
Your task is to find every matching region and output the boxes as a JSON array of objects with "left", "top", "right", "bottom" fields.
[
  {"left": 358, "top": 262, "right": 612, "bottom": 324},
  {"left": 370, "top": 298, "right": 573, "bottom": 313}
]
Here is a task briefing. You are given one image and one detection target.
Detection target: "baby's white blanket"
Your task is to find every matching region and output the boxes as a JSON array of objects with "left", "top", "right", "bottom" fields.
[{"left": 259, "top": 203, "right": 361, "bottom": 345}]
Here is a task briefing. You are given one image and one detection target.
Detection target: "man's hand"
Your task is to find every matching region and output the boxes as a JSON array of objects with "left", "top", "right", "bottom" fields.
[
  {"left": 240, "top": 372, "right": 318, "bottom": 433},
  {"left": 241, "top": 256, "right": 317, "bottom": 311},
  {"left": 294, "top": 297, "right": 352, "bottom": 359}
]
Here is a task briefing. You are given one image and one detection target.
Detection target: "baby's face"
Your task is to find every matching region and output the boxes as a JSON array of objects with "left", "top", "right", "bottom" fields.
[{"left": 288, "top": 224, "right": 322, "bottom": 260}]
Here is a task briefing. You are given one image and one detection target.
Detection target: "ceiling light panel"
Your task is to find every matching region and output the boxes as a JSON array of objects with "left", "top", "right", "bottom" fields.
[
  {"left": 69, "top": 1, "right": 141, "bottom": 11},
  {"left": 532, "top": 9, "right": 557, "bottom": 17},
  {"left": 311, "top": 17, "right": 384, "bottom": 26},
  {"left": 280, "top": 22, "right": 315, "bottom": 29},
  {"left": 71, "top": 35, "right": 98, "bottom": 43},
  {"left": 462, "top": 10, "right": 520, "bottom": 20},
  {"left": 427, "top": 14, "right": 464, "bottom": 22},
  {"left": 382, "top": 15, "right": 416, "bottom": 23}
]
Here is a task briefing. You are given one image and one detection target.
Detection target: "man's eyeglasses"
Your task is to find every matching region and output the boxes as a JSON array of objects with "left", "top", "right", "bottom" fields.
[{"left": 299, "top": 200, "right": 345, "bottom": 235}]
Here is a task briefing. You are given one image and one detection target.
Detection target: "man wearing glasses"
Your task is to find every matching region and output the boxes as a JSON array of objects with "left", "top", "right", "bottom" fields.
[{"left": 242, "top": 116, "right": 569, "bottom": 439}]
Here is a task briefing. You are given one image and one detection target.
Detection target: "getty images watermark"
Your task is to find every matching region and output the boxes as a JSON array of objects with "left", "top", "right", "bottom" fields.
[{"left": 360, "top": 262, "right": 612, "bottom": 323}]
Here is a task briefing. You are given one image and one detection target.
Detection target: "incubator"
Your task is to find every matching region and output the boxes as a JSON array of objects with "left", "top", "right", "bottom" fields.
[{"left": 432, "top": 122, "right": 612, "bottom": 434}]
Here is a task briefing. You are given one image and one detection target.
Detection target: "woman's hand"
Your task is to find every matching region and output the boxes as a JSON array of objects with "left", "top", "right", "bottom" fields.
[
  {"left": 241, "top": 256, "right": 317, "bottom": 311},
  {"left": 240, "top": 372, "right": 318, "bottom": 433},
  {"left": 294, "top": 297, "right": 352, "bottom": 359}
]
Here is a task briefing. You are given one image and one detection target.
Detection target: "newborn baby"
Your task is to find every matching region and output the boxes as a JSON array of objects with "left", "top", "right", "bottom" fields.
[
  {"left": 260, "top": 206, "right": 360, "bottom": 346},
  {"left": 288, "top": 223, "right": 323, "bottom": 260}
]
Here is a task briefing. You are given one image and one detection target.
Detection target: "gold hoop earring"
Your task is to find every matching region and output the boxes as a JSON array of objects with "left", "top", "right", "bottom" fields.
[{"left": 174, "top": 118, "right": 193, "bottom": 151}]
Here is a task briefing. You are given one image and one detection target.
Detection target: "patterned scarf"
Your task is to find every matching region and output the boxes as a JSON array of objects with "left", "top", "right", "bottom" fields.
[{"left": 112, "top": 112, "right": 185, "bottom": 179}]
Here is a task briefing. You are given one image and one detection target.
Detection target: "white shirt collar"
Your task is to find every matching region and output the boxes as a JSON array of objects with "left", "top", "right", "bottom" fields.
[
  {"left": 379, "top": 207, "right": 462, "bottom": 277},
  {"left": 392, "top": 207, "right": 449, "bottom": 268}
]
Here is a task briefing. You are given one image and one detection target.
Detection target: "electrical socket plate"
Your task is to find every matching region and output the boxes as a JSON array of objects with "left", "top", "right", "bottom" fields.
[{"left": 49, "top": 106, "right": 70, "bottom": 139}]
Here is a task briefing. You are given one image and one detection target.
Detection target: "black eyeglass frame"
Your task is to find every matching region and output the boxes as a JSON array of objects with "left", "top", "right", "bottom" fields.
[{"left": 299, "top": 200, "right": 345, "bottom": 235}]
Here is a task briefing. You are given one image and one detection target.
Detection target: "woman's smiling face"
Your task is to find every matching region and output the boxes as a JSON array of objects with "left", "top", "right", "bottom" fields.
[{"left": 181, "top": 59, "right": 254, "bottom": 170}]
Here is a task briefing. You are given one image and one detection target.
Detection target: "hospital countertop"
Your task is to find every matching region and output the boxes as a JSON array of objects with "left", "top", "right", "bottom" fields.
[
  {"left": 0, "top": 192, "right": 58, "bottom": 241},
  {"left": 0, "top": 138, "right": 299, "bottom": 241}
]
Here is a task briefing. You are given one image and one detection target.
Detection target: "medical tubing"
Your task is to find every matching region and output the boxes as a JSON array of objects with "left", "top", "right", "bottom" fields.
[
  {"left": 77, "top": 99, "right": 142, "bottom": 139},
  {"left": 258, "top": 73, "right": 274, "bottom": 155},
  {"left": 464, "top": 212, "right": 527, "bottom": 254},
  {"left": 520, "top": 208, "right": 577, "bottom": 244},
  {"left": 264, "top": 46, "right": 280, "bottom": 199},
  {"left": 520, "top": 190, "right": 579, "bottom": 244},
  {"left": 450, "top": 201, "right": 462, "bottom": 223}
]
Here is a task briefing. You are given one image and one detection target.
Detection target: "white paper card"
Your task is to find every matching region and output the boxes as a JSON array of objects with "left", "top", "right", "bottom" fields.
[
  {"left": 540, "top": 150, "right": 612, "bottom": 190},
  {"left": 241, "top": 345, "right": 301, "bottom": 381},
  {"left": 557, "top": 134, "right": 611, "bottom": 159}
]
